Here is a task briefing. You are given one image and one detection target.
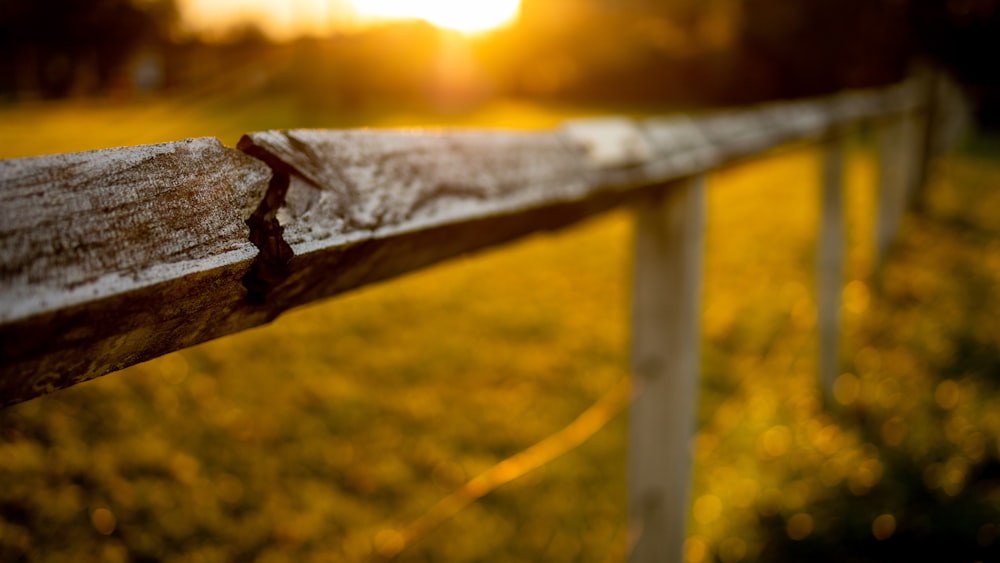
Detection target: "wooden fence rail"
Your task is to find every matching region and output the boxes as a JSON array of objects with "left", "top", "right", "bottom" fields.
[{"left": 0, "top": 71, "right": 964, "bottom": 561}]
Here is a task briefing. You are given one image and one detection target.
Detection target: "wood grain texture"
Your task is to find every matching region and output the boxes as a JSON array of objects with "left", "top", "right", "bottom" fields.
[
  {"left": 0, "top": 138, "right": 271, "bottom": 407},
  {"left": 231, "top": 82, "right": 924, "bottom": 312}
]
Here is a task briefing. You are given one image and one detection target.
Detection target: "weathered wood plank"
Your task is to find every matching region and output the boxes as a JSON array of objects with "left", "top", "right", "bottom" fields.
[
  {"left": 236, "top": 129, "right": 604, "bottom": 310},
  {"left": 229, "top": 85, "right": 919, "bottom": 313},
  {"left": 628, "top": 175, "right": 706, "bottom": 563},
  {"left": 0, "top": 81, "right": 931, "bottom": 407},
  {"left": 0, "top": 139, "right": 272, "bottom": 407}
]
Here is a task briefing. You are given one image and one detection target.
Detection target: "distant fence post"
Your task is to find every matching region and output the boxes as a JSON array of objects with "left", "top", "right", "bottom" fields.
[
  {"left": 875, "top": 112, "right": 909, "bottom": 267},
  {"left": 876, "top": 110, "right": 927, "bottom": 269},
  {"left": 911, "top": 69, "right": 940, "bottom": 214},
  {"left": 628, "top": 174, "right": 706, "bottom": 563},
  {"left": 875, "top": 75, "right": 933, "bottom": 268},
  {"left": 817, "top": 131, "right": 846, "bottom": 403}
]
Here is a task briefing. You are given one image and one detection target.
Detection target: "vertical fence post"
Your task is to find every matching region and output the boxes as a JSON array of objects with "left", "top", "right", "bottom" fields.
[
  {"left": 629, "top": 174, "right": 706, "bottom": 563},
  {"left": 817, "top": 132, "right": 846, "bottom": 403},
  {"left": 875, "top": 110, "right": 920, "bottom": 267},
  {"left": 911, "top": 70, "right": 940, "bottom": 214}
]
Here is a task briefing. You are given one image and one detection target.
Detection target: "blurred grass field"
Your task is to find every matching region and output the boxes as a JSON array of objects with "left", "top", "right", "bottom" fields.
[{"left": 2, "top": 96, "right": 1000, "bottom": 563}]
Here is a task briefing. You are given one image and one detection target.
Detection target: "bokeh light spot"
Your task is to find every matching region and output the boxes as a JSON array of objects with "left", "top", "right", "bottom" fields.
[
  {"left": 814, "top": 424, "right": 842, "bottom": 455},
  {"left": 731, "top": 478, "right": 759, "bottom": 508},
  {"left": 848, "top": 460, "right": 883, "bottom": 495},
  {"left": 843, "top": 280, "right": 870, "bottom": 314},
  {"left": 718, "top": 537, "right": 747, "bottom": 563},
  {"left": 855, "top": 347, "right": 883, "bottom": 373},
  {"left": 935, "top": 380, "right": 961, "bottom": 409},
  {"left": 760, "top": 425, "right": 792, "bottom": 458},
  {"left": 833, "top": 373, "right": 860, "bottom": 405},
  {"left": 90, "top": 508, "right": 116, "bottom": 536},
  {"left": 876, "top": 377, "right": 901, "bottom": 409},
  {"left": 684, "top": 536, "right": 707, "bottom": 563},
  {"left": 880, "top": 416, "right": 907, "bottom": 446},
  {"left": 962, "top": 431, "right": 987, "bottom": 461},
  {"left": 943, "top": 456, "right": 969, "bottom": 496},
  {"left": 820, "top": 458, "right": 847, "bottom": 487},
  {"left": 694, "top": 494, "right": 723, "bottom": 524},
  {"left": 786, "top": 512, "right": 814, "bottom": 540},
  {"left": 872, "top": 514, "right": 896, "bottom": 540}
]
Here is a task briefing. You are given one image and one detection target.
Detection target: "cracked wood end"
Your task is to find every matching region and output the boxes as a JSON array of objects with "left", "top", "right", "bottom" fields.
[
  {"left": 0, "top": 138, "right": 272, "bottom": 407},
  {"left": 234, "top": 128, "right": 641, "bottom": 312}
]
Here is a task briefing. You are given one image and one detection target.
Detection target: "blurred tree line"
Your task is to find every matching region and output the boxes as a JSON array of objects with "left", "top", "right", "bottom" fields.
[
  {"left": 0, "top": 0, "right": 177, "bottom": 97},
  {"left": 1, "top": 0, "right": 998, "bottom": 122},
  {"left": 505, "top": 0, "right": 999, "bottom": 118}
]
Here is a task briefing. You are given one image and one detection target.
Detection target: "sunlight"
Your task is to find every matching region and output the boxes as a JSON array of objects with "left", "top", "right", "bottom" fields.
[
  {"left": 177, "top": 0, "right": 521, "bottom": 39},
  {"left": 178, "top": 0, "right": 341, "bottom": 39},
  {"left": 350, "top": 0, "right": 521, "bottom": 33}
]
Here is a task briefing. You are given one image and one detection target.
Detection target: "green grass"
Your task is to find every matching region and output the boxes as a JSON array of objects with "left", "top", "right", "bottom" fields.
[{"left": 1, "top": 97, "right": 999, "bottom": 562}]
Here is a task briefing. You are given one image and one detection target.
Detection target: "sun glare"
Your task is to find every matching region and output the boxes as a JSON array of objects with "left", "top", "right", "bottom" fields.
[{"left": 350, "top": 0, "right": 521, "bottom": 33}]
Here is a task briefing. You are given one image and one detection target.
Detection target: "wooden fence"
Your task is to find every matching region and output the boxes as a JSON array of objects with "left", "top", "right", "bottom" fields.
[{"left": 0, "top": 69, "right": 966, "bottom": 561}]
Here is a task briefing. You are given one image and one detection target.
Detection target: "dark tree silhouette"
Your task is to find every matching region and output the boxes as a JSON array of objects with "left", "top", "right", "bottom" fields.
[{"left": 0, "top": 0, "right": 178, "bottom": 97}]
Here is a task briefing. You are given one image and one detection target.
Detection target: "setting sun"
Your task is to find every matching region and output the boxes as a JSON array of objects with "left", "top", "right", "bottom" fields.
[
  {"left": 177, "top": 0, "right": 522, "bottom": 40},
  {"left": 350, "top": 0, "right": 521, "bottom": 33}
]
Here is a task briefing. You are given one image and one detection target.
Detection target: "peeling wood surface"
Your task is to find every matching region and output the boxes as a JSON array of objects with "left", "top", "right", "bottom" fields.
[{"left": 0, "top": 82, "right": 929, "bottom": 407}]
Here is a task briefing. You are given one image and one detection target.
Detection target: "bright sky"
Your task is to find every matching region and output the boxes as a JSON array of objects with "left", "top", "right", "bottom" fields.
[{"left": 178, "top": 0, "right": 522, "bottom": 39}]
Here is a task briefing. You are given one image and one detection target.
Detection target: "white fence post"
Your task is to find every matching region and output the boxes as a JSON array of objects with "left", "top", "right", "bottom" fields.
[
  {"left": 817, "top": 133, "right": 846, "bottom": 403},
  {"left": 628, "top": 174, "right": 706, "bottom": 563},
  {"left": 875, "top": 111, "right": 918, "bottom": 266}
]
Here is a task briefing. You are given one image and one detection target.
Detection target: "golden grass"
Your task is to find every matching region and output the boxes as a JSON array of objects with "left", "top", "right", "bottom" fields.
[{"left": 2, "top": 98, "right": 999, "bottom": 562}]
